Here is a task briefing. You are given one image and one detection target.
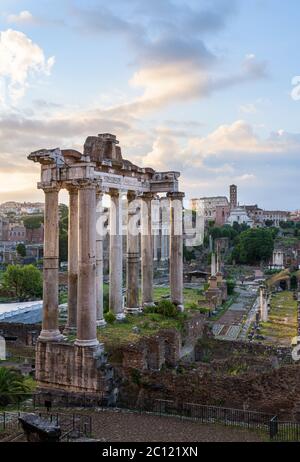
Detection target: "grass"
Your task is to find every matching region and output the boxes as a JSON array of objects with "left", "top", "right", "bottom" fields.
[
  {"left": 97, "top": 312, "right": 188, "bottom": 349},
  {"left": 259, "top": 291, "right": 297, "bottom": 346}
]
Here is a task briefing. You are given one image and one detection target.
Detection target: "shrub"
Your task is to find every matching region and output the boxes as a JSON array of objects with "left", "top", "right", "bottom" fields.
[
  {"left": 156, "top": 300, "right": 178, "bottom": 318},
  {"left": 104, "top": 311, "right": 116, "bottom": 324},
  {"left": 226, "top": 280, "right": 236, "bottom": 295}
]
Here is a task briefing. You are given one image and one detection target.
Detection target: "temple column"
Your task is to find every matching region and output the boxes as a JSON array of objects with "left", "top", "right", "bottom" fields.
[
  {"left": 75, "top": 181, "right": 98, "bottom": 347},
  {"left": 96, "top": 191, "right": 106, "bottom": 326},
  {"left": 141, "top": 192, "right": 155, "bottom": 307},
  {"left": 125, "top": 191, "right": 140, "bottom": 314},
  {"left": 39, "top": 185, "right": 63, "bottom": 341},
  {"left": 64, "top": 185, "right": 78, "bottom": 334},
  {"left": 168, "top": 192, "right": 185, "bottom": 311},
  {"left": 109, "top": 189, "right": 124, "bottom": 319}
]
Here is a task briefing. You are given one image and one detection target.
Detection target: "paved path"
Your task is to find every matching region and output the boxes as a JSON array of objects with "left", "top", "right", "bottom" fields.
[{"left": 212, "top": 283, "right": 259, "bottom": 342}]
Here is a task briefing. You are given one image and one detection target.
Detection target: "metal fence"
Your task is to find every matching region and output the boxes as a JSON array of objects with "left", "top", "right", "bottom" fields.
[
  {"left": 2, "top": 393, "right": 300, "bottom": 441},
  {"left": 0, "top": 409, "right": 92, "bottom": 441}
]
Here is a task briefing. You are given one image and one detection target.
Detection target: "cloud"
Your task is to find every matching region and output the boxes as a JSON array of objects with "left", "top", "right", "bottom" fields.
[
  {"left": 0, "top": 29, "right": 55, "bottom": 105},
  {"left": 6, "top": 11, "right": 35, "bottom": 25}
]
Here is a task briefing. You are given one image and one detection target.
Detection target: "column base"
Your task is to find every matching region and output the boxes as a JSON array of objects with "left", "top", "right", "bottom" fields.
[
  {"left": 143, "top": 302, "right": 156, "bottom": 308},
  {"left": 38, "top": 329, "right": 65, "bottom": 342},
  {"left": 115, "top": 312, "right": 126, "bottom": 321},
  {"left": 124, "top": 307, "right": 142, "bottom": 315},
  {"left": 63, "top": 326, "right": 77, "bottom": 335},
  {"left": 74, "top": 338, "right": 99, "bottom": 347},
  {"left": 96, "top": 319, "right": 107, "bottom": 328}
]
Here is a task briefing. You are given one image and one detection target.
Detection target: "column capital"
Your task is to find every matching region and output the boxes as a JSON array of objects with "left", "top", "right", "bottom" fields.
[
  {"left": 109, "top": 188, "right": 121, "bottom": 198},
  {"left": 167, "top": 191, "right": 185, "bottom": 200},
  {"left": 141, "top": 192, "right": 156, "bottom": 201},
  {"left": 65, "top": 182, "right": 79, "bottom": 194},
  {"left": 38, "top": 182, "right": 61, "bottom": 193},
  {"left": 127, "top": 190, "right": 138, "bottom": 202},
  {"left": 77, "top": 179, "right": 98, "bottom": 190}
]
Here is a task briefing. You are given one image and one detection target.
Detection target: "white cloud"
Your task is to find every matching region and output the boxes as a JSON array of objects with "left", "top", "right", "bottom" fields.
[
  {"left": 0, "top": 29, "right": 55, "bottom": 105},
  {"left": 7, "top": 11, "right": 35, "bottom": 25}
]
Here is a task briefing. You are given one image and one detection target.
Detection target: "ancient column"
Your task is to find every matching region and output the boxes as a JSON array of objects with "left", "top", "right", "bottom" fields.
[
  {"left": 39, "top": 185, "right": 63, "bottom": 341},
  {"left": 96, "top": 190, "right": 106, "bottom": 326},
  {"left": 141, "top": 192, "right": 155, "bottom": 307},
  {"left": 64, "top": 185, "right": 78, "bottom": 334},
  {"left": 109, "top": 189, "right": 125, "bottom": 319},
  {"left": 168, "top": 192, "right": 185, "bottom": 311},
  {"left": 125, "top": 191, "right": 140, "bottom": 314},
  {"left": 75, "top": 181, "right": 98, "bottom": 347}
]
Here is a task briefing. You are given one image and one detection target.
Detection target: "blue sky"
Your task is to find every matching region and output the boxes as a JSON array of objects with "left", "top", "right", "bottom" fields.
[{"left": 0, "top": 0, "right": 299, "bottom": 209}]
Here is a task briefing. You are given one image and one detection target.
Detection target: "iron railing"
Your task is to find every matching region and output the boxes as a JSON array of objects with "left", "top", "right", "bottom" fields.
[{"left": 2, "top": 392, "right": 300, "bottom": 441}]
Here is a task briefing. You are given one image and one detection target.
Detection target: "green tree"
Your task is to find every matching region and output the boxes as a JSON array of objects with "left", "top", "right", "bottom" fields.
[
  {"left": 0, "top": 367, "right": 31, "bottom": 406},
  {"left": 23, "top": 215, "right": 44, "bottom": 229},
  {"left": 232, "top": 228, "right": 274, "bottom": 264},
  {"left": 59, "top": 204, "right": 68, "bottom": 263},
  {"left": 16, "top": 243, "right": 26, "bottom": 257},
  {"left": 2, "top": 264, "right": 42, "bottom": 301}
]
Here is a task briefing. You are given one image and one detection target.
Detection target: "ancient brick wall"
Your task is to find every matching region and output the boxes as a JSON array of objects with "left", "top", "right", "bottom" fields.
[
  {"left": 0, "top": 322, "right": 40, "bottom": 346},
  {"left": 35, "top": 341, "right": 113, "bottom": 397}
]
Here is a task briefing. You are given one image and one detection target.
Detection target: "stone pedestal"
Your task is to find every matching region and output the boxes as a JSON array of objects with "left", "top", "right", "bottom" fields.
[
  {"left": 96, "top": 191, "right": 106, "bottom": 326},
  {"left": 141, "top": 193, "right": 155, "bottom": 307},
  {"left": 64, "top": 186, "right": 78, "bottom": 334},
  {"left": 75, "top": 182, "right": 99, "bottom": 347},
  {"left": 109, "top": 189, "right": 125, "bottom": 320},
  {"left": 39, "top": 186, "right": 63, "bottom": 342},
  {"left": 168, "top": 192, "right": 185, "bottom": 310},
  {"left": 125, "top": 192, "right": 140, "bottom": 314}
]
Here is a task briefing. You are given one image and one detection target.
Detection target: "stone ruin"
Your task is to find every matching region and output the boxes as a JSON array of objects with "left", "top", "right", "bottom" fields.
[
  {"left": 0, "top": 334, "right": 5, "bottom": 360},
  {"left": 28, "top": 133, "right": 185, "bottom": 401}
]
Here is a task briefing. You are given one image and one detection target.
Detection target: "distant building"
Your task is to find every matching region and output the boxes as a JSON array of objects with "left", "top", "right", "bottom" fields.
[
  {"left": 226, "top": 206, "right": 254, "bottom": 227},
  {"left": 0, "top": 217, "right": 9, "bottom": 241},
  {"left": 190, "top": 196, "right": 229, "bottom": 223},
  {"left": 8, "top": 223, "right": 26, "bottom": 242},
  {"left": 215, "top": 205, "right": 231, "bottom": 227},
  {"left": 230, "top": 185, "right": 238, "bottom": 209}
]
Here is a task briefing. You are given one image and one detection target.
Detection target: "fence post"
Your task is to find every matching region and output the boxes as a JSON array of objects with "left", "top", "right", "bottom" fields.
[{"left": 270, "top": 416, "right": 278, "bottom": 440}]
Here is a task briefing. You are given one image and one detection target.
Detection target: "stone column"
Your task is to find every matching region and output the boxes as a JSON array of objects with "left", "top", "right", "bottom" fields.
[
  {"left": 96, "top": 191, "right": 106, "bottom": 326},
  {"left": 141, "top": 192, "right": 155, "bottom": 307},
  {"left": 75, "top": 181, "right": 98, "bottom": 347},
  {"left": 64, "top": 185, "right": 78, "bottom": 334},
  {"left": 125, "top": 191, "right": 140, "bottom": 314},
  {"left": 168, "top": 192, "right": 185, "bottom": 311},
  {"left": 39, "top": 185, "right": 63, "bottom": 341},
  {"left": 109, "top": 189, "right": 125, "bottom": 319}
]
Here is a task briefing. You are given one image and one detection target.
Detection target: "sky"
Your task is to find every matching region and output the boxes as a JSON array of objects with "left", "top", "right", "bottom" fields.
[{"left": 0, "top": 0, "right": 299, "bottom": 209}]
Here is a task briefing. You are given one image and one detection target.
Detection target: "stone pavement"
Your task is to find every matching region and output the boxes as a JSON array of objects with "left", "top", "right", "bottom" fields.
[{"left": 212, "top": 284, "right": 259, "bottom": 342}]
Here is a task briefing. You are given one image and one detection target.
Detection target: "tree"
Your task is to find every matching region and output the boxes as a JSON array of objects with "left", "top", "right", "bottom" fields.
[
  {"left": 2, "top": 264, "right": 42, "bottom": 301},
  {"left": 59, "top": 204, "right": 68, "bottom": 263},
  {"left": 23, "top": 215, "right": 44, "bottom": 230},
  {"left": 232, "top": 228, "right": 274, "bottom": 265},
  {"left": 0, "top": 367, "right": 31, "bottom": 406},
  {"left": 16, "top": 243, "right": 26, "bottom": 257}
]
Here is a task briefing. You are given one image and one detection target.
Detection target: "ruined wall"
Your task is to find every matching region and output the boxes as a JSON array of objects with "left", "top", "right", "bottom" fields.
[
  {"left": 122, "top": 329, "right": 181, "bottom": 373},
  {"left": 0, "top": 322, "right": 40, "bottom": 346},
  {"left": 35, "top": 341, "right": 113, "bottom": 397}
]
